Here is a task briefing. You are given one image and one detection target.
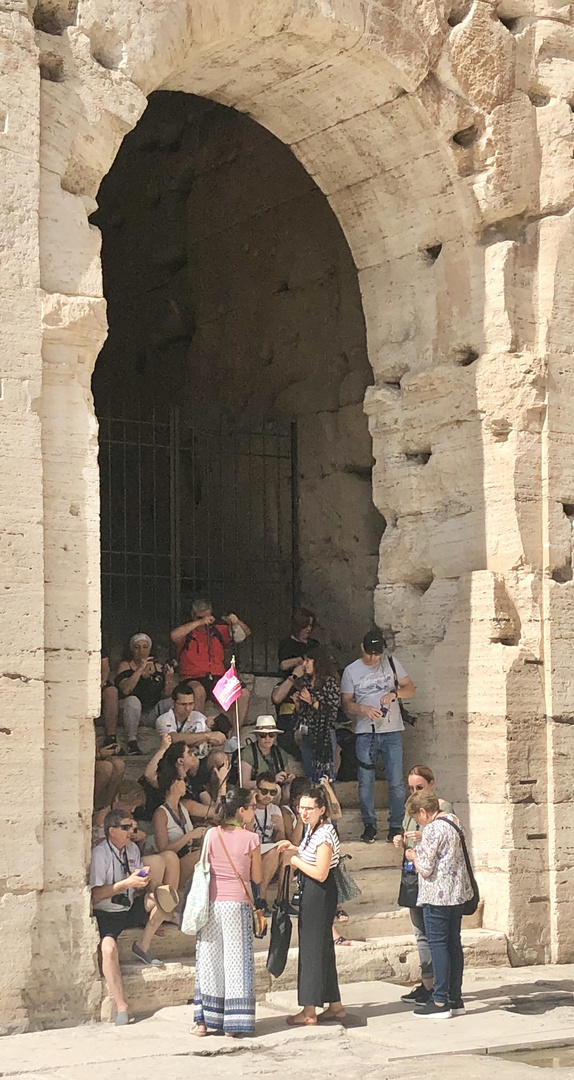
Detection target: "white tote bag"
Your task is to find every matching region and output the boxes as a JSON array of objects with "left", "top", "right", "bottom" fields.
[{"left": 181, "top": 828, "right": 212, "bottom": 935}]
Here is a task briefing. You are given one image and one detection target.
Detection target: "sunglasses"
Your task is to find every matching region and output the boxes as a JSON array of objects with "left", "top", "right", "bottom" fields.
[
  {"left": 118, "top": 823, "right": 137, "bottom": 831},
  {"left": 409, "top": 783, "right": 425, "bottom": 791},
  {"left": 258, "top": 733, "right": 275, "bottom": 739},
  {"left": 259, "top": 787, "right": 278, "bottom": 796}
]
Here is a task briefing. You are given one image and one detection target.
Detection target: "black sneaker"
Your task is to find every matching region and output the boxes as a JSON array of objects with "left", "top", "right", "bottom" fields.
[
  {"left": 127, "top": 740, "right": 141, "bottom": 756},
  {"left": 413, "top": 1000, "right": 452, "bottom": 1019},
  {"left": 387, "top": 827, "right": 403, "bottom": 843},
  {"left": 360, "top": 825, "right": 377, "bottom": 844},
  {"left": 401, "top": 984, "right": 431, "bottom": 1004},
  {"left": 449, "top": 999, "right": 466, "bottom": 1016}
]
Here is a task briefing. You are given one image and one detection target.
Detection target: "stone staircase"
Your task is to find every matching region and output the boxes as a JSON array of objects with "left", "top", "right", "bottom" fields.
[{"left": 100, "top": 777, "right": 509, "bottom": 1020}]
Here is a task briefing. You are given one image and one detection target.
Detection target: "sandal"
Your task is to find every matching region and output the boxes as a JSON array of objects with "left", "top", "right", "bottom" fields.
[
  {"left": 334, "top": 936, "right": 352, "bottom": 946},
  {"left": 335, "top": 909, "right": 349, "bottom": 923},
  {"left": 191, "top": 1023, "right": 210, "bottom": 1037},
  {"left": 317, "top": 1009, "right": 347, "bottom": 1023},
  {"left": 286, "top": 1013, "right": 318, "bottom": 1026}
]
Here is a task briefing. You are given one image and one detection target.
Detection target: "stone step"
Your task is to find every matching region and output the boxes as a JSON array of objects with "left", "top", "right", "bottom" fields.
[
  {"left": 338, "top": 839, "right": 402, "bottom": 870},
  {"left": 117, "top": 889, "right": 483, "bottom": 968},
  {"left": 101, "top": 927, "right": 507, "bottom": 1021},
  {"left": 118, "top": 925, "right": 195, "bottom": 964},
  {"left": 334, "top": 780, "right": 388, "bottom": 809}
]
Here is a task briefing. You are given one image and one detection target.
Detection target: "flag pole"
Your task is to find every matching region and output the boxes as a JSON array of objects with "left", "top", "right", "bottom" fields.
[{"left": 231, "top": 654, "right": 242, "bottom": 782}]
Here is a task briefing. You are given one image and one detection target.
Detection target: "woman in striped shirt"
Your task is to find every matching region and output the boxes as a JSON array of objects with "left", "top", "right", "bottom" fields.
[{"left": 277, "top": 784, "right": 345, "bottom": 1025}]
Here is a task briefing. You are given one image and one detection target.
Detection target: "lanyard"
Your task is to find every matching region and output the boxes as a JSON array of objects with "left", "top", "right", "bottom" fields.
[
  {"left": 254, "top": 806, "right": 269, "bottom": 840},
  {"left": 106, "top": 840, "right": 130, "bottom": 882}
]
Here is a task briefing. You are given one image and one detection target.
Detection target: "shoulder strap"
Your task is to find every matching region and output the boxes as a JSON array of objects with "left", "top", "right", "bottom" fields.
[
  {"left": 215, "top": 827, "right": 255, "bottom": 909},
  {"left": 438, "top": 816, "right": 476, "bottom": 886},
  {"left": 272, "top": 743, "right": 285, "bottom": 772},
  {"left": 162, "top": 802, "right": 186, "bottom": 832},
  {"left": 199, "top": 826, "right": 212, "bottom": 870},
  {"left": 387, "top": 653, "right": 399, "bottom": 690},
  {"left": 210, "top": 624, "right": 226, "bottom": 648}
]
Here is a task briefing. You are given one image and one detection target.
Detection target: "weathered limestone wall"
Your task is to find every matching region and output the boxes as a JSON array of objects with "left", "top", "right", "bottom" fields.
[
  {"left": 92, "top": 92, "right": 380, "bottom": 662},
  {"left": 0, "top": 0, "right": 573, "bottom": 1032}
]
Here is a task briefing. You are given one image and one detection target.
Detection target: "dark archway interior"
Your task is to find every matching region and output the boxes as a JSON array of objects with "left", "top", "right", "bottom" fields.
[{"left": 91, "top": 91, "right": 382, "bottom": 672}]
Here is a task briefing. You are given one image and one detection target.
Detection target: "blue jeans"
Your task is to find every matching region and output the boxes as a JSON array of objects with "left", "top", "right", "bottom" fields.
[
  {"left": 300, "top": 728, "right": 337, "bottom": 783},
  {"left": 355, "top": 731, "right": 404, "bottom": 830},
  {"left": 422, "top": 903, "right": 465, "bottom": 1005}
]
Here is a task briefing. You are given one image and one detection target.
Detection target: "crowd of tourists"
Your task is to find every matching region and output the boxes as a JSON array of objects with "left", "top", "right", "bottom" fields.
[{"left": 90, "top": 600, "right": 476, "bottom": 1032}]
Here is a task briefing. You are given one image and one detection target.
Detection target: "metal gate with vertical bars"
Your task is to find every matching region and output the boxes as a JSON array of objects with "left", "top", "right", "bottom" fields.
[{"left": 99, "top": 403, "right": 297, "bottom": 674}]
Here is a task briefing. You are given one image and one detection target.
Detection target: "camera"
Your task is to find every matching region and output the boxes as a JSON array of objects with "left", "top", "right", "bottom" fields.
[{"left": 111, "top": 893, "right": 131, "bottom": 908}]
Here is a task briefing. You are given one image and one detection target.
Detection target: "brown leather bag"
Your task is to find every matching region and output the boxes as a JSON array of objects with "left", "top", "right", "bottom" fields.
[{"left": 215, "top": 827, "right": 268, "bottom": 938}]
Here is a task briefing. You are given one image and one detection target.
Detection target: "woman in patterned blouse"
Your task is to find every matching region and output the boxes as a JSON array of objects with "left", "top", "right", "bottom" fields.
[
  {"left": 293, "top": 646, "right": 340, "bottom": 782},
  {"left": 404, "top": 791, "right": 473, "bottom": 1020}
]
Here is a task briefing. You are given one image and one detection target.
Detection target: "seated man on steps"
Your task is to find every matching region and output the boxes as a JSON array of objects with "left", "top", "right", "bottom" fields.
[
  {"left": 90, "top": 809, "right": 178, "bottom": 1026},
  {"left": 156, "top": 682, "right": 226, "bottom": 757},
  {"left": 239, "top": 715, "right": 298, "bottom": 801},
  {"left": 252, "top": 771, "right": 286, "bottom": 914}
]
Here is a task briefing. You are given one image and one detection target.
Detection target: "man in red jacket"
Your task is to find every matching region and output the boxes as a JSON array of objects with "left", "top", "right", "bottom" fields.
[{"left": 171, "top": 599, "right": 251, "bottom": 726}]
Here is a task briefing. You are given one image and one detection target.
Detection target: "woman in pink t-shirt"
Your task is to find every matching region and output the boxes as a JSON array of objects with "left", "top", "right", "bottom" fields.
[{"left": 192, "top": 789, "right": 261, "bottom": 1037}]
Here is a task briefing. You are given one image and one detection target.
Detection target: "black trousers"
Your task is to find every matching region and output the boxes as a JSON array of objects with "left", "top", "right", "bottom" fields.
[{"left": 297, "top": 870, "right": 340, "bottom": 1007}]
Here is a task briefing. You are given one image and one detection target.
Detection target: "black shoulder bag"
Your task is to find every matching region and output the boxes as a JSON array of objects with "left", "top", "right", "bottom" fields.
[
  {"left": 388, "top": 654, "right": 417, "bottom": 727},
  {"left": 266, "top": 867, "right": 293, "bottom": 977},
  {"left": 441, "top": 817, "right": 480, "bottom": 916},
  {"left": 397, "top": 852, "right": 419, "bottom": 908}
]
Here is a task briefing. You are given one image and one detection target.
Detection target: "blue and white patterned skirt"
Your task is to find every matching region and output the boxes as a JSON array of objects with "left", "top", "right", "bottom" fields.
[{"left": 193, "top": 900, "right": 255, "bottom": 1033}]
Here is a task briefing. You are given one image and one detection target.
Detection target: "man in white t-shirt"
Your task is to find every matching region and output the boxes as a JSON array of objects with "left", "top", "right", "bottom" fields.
[
  {"left": 341, "top": 631, "right": 416, "bottom": 845},
  {"left": 156, "top": 683, "right": 226, "bottom": 757},
  {"left": 253, "top": 771, "right": 286, "bottom": 914}
]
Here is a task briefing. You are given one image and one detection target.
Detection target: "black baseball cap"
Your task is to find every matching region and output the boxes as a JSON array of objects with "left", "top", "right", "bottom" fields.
[{"left": 362, "top": 630, "right": 385, "bottom": 654}]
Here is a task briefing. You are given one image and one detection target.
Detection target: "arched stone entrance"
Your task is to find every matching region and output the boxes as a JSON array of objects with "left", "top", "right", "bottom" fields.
[{"left": 1, "top": 0, "right": 572, "bottom": 1032}]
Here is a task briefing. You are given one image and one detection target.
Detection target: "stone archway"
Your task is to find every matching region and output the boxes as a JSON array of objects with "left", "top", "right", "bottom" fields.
[{"left": 1, "top": 0, "right": 572, "bottom": 1031}]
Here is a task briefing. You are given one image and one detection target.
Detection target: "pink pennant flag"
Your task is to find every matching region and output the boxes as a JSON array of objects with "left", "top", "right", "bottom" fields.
[{"left": 212, "top": 664, "right": 243, "bottom": 711}]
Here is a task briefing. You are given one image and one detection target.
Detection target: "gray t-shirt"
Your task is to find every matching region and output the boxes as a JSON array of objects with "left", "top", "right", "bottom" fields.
[{"left": 340, "top": 655, "right": 408, "bottom": 734}]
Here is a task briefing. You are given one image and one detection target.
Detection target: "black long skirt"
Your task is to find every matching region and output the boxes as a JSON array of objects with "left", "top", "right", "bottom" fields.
[{"left": 297, "top": 870, "right": 341, "bottom": 1007}]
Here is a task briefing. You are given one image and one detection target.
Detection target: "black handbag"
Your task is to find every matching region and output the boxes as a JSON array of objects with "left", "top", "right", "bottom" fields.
[
  {"left": 332, "top": 855, "right": 362, "bottom": 905},
  {"left": 441, "top": 817, "right": 480, "bottom": 916},
  {"left": 266, "top": 868, "right": 293, "bottom": 978},
  {"left": 397, "top": 853, "right": 419, "bottom": 908},
  {"left": 388, "top": 654, "right": 417, "bottom": 727}
]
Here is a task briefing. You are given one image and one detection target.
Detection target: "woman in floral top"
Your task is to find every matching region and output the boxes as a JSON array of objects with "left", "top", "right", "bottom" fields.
[
  {"left": 404, "top": 791, "right": 473, "bottom": 1020},
  {"left": 294, "top": 646, "right": 340, "bottom": 782}
]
